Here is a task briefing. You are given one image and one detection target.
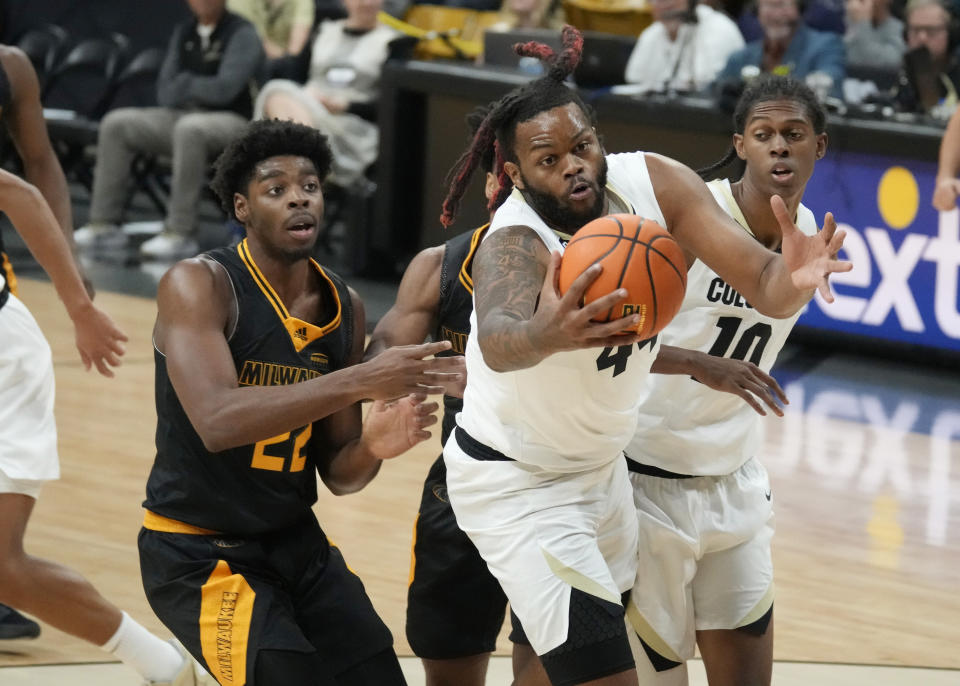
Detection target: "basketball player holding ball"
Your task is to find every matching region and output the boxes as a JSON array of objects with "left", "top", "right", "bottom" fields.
[
  {"left": 625, "top": 75, "right": 828, "bottom": 686},
  {"left": 438, "top": 27, "right": 849, "bottom": 686}
]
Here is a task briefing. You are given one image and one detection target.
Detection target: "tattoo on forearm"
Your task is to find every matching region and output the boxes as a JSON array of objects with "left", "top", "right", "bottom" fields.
[{"left": 473, "top": 227, "right": 548, "bottom": 369}]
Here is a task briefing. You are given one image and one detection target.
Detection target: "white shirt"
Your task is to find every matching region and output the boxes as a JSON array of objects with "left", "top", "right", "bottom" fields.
[
  {"left": 625, "top": 178, "right": 817, "bottom": 476},
  {"left": 624, "top": 5, "right": 745, "bottom": 94},
  {"left": 456, "top": 152, "right": 668, "bottom": 473}
]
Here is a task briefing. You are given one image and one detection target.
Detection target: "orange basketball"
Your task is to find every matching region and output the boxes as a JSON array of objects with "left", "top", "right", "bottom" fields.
[{"left": 558, "top": 214, "right": 687, "bottom": 339}]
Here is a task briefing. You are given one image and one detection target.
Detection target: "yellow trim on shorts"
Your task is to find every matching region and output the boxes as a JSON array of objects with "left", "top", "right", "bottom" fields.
[
  {"left": 408, "top": 513, "right": 419, "bottom": 587},
  {"left": 200, "top": 560, "right": 255, "bottom": 685},
  {"left": 626, "top": 602, "right": 683, "bottom": 664},
  {"left": 142, "top": 510, "right": 220, "bottom": 535},
  {"left": 736, "top": 582, "right": 775, "bottom": 629},
  {"left": 540, "top": 548, "right": 620, "bottom": 605}
]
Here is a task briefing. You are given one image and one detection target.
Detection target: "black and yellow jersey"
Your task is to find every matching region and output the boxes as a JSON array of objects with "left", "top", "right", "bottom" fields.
[
  {"left": 435, "top": 223, "right": 487, "bottom": 445},
  {"left": 144, "top": 239, "right": 354, "bottom": 535}
]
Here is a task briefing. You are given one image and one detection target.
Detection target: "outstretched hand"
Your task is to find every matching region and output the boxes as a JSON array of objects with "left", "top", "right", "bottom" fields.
[
  {"left": 690, "top": 353, "right": 788, "bottom": 417},
  {"left": 773, "top": 195, "right": 852, "bottom": 303},
  {"left": 357, "top": 340, "right": 464, "bottom": 401},
  {"left": 362, "top": 393, "right": 441, "bottom": 459},
  {"left": 530, "top": 251, "right": 644, "bottom": 353},
  {"left": 933, "top": 177, "right": 960, "bottom": 212},
  {"left": 73, "top": 303, "right": 128, "bottom": 377}
]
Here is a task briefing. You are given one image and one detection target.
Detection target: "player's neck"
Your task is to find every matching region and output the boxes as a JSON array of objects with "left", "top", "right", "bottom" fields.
[
  {"left": 245, "top": 239, "right": 318, "bottom": 307},
  {"left": 730, "top": 179, "right": 798, "bottom": 251}
]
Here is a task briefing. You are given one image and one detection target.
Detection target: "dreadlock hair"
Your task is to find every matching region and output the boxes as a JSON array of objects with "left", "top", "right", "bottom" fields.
[
  {"left": 210, "top": 119, "right": 333, "bottom": 222},
  {"left": 697, "top": 75, "right": 827, "bottom": 181},
  {"left": 440, "top": 25, "right": 595, "bottom": 228},
  {"left": 465, "top": 104, "right": 496, "bottom": 174}
]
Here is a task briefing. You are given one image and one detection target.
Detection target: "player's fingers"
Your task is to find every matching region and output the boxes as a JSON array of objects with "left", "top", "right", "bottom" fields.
[
  {"left": 561, "top": 263, "right": 603, "bottom": 305},
  {"left": 415, "top": 401, "right": 440, "bottom": 415},
  {"left": 407, "top": 340, "right": 454, "bottom": 357},
  {"left": 580, "top": 288, "right": 628, "bottom": 321},
  {"left": 94, "top": 355, "right": 116, "bottom": 378},
  {"left": 750, "top": 368, "right": 788, "bottom": 405},
  {"left": 79, "top": 349, "right": 92, "bottom": 372},
  {"left": 770, "top": 195, "right": 794, "bottom": 233},
  {"left": 825, "top": 228, "right": 848, "bottom": 259},
  {"left": 418, "top": 414, "right": 439, "bottom": 429},
  {"left": 414, "top": 383, "right": 447, "bottom": 395},
  {"left": 817, "top": 278, "right": 835, "bottom": 304},
  {"left": 819, "top": 212, "right": 837, "bottom": 243},
  {"left": 595, "top": 332, "right": 644, "bottom": 348},
  {"left": 743, "top": 379, "right": 783, "bottom": 416},
  {"left": 735, "top": 385, "right": 767, "bottom": 416}
]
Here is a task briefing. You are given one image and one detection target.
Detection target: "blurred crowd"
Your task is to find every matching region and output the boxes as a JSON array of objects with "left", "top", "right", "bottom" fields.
[{"left": 6, "top": 0, "right": 959, "bottom": 262}]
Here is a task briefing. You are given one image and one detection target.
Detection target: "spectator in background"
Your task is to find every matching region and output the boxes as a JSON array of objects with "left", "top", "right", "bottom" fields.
[
  {"left": 624, "top": 0, "right": 745, "bottom": 93},
  {"left": 256, "top": 0, "right": 399, "bottom": 186},
  {"left": 717, "top": 0, "right": 845, "bottom": 98},
  {"left": 844, "top": 0, "right": 904, "bottom": 68},
  {"left": 228, "top": 0, "right": 315, "bottom": 59},
  {"left": 893, "top": 0, "right": 960, "bottom": 113},
  {"left": 76, "top": 0, "right": 264, "bottom": 261},
  {"left": 739, "top": 0, "right": 847, "bottom": 38}
]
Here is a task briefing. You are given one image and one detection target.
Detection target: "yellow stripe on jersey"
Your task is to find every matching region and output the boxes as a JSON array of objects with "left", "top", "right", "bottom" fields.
[
  {"left": 142, "top": 510, "right": 220, "bottom": 535},
  {"left": 457, "top": 223, "right": 489, "bottom": 294},
  {"left": 200, "top": 560, "right": 255, "bottom": 686},
  {"left": 1, "top": 251, "right": 18, "bottom": 296},
  {"left": 236, "top": 239, "right": 343, "bottom": 352}
]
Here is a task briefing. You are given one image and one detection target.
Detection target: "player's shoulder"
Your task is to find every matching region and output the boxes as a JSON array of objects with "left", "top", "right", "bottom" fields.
[{"left": 158, "top": 255, "right": 231, "bottom": 305}]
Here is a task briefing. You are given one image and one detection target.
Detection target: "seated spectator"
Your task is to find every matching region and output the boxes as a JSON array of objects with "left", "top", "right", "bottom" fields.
[
  {"left": 624, "top": 0, "right": 745, "bottom": 93},
  {"left": 893, "top": 0, "right": 960, "bottom": 114},
  {"left": 76, "top": 0, "right": 264, "bottom": 260},
  {"left": 739, "top": 0, "right": 847, "bottom": 38},
  {"left": 256, "top": 0, "right": 399, "bottom": 185},
  {"left": 717, "top": 0, "right": 846, "bottom": 98},
  {"left": 844, "top": 0, "right": 904, "bottom": 68},
  {"left": 228, "top": 0, "right": 315, "bottom": 59}
]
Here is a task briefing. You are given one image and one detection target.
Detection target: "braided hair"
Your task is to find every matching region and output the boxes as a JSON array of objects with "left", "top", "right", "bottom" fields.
[
  {"left": 697, "top": 75, "right": 827, "bottom": 180},
  {"left": 440, "top": 25, "right": 594, "bottom": 227}
]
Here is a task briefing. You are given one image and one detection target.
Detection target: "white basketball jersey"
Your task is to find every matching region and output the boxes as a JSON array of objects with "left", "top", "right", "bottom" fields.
[
  {"left": 456, "top": 152, "right": 668, "bottom": 472},
  {"left": 625, "top": 178, "right": 818, "bottom": 476}
]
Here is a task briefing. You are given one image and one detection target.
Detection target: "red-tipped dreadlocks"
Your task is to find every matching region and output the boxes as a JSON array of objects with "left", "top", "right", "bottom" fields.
[{"left": 439, "top": 25, "right": 591, "bottom": 228}]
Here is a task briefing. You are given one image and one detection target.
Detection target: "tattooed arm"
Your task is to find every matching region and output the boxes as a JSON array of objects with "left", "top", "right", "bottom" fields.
[{"left": 473, "top": 226, "right": 644, "bottom": 372}]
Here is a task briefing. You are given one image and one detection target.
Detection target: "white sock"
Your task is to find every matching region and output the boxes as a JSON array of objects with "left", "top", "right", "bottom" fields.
[{"left": 101, "top": 612, "right": 185, "bottom": 682}]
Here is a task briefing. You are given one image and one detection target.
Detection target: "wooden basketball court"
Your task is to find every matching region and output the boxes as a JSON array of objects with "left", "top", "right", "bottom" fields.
[{"left": 1, "top": 278, "right": 958, "bottom": 682}]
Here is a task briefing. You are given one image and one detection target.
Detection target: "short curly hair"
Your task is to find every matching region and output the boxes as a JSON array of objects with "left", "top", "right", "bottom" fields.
[{"left": 210, "top": 119, "right": 333, "bottom": 221}]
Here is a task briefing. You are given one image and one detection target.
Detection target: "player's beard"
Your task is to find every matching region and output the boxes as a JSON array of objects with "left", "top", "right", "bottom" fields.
[{"left": 518, "top": 156, "right": 608, "bottom": 233}]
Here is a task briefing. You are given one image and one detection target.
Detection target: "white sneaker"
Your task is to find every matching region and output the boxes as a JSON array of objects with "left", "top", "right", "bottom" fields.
[
  {"left": 139, "top": 233, "right": 200, "bottom": 261},
  {"left": 144, "top": 639, "right": 214, "bottom": 686},
  {"left": 74, "top": 223, "right": 126, "bottom": 249}
]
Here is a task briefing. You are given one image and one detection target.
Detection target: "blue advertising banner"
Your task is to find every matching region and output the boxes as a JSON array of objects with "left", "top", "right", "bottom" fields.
[{"left": 800, "top": 150, "right": 960, "bottom": 354}]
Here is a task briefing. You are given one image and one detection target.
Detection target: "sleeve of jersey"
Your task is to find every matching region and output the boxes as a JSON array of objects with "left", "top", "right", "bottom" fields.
[
  {"left": 797, "top": 204, "right": 819, "bottom": 237},
  {"left": 604, "top": 151, "right": 669, "bottom": 230}
]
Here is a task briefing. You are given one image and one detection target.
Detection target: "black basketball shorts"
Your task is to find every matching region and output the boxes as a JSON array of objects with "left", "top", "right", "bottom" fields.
[
  {"left": 139, "top": 515, "right": 399, "bottom": 685},
  {"left": 406, "top": 455, "right": 509, "bottom": 659}
]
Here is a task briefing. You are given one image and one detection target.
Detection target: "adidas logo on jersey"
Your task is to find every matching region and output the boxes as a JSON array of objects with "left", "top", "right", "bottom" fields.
[{"left": 293, "top": 326, "right": 308, "bottom": 341}]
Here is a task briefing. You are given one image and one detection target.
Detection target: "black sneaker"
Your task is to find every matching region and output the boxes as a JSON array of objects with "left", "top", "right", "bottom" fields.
[{"left": 0, "top": 603, "right": 41, "bottom": 639}]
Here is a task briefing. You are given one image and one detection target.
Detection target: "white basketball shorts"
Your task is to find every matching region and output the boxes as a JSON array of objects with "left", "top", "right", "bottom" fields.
[
  {"left": 444, "top": 429, "right": 639, "bottom": 656},
  {"left": 627, "top": 457, "right": 774, "bottom": 664},
  {"left": 0, "top": 294, "right": 59, "bottom": 486}
]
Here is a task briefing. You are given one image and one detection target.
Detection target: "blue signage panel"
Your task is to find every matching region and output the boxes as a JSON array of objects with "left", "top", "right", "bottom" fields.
[{"left": 800, "top": 151, "right": 960, "bottom": 353}]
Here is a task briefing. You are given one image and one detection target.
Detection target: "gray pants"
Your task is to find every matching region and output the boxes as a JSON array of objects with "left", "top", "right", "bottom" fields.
[{"left": 89, "top": 107, "right": 248, "bottom": 236}]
